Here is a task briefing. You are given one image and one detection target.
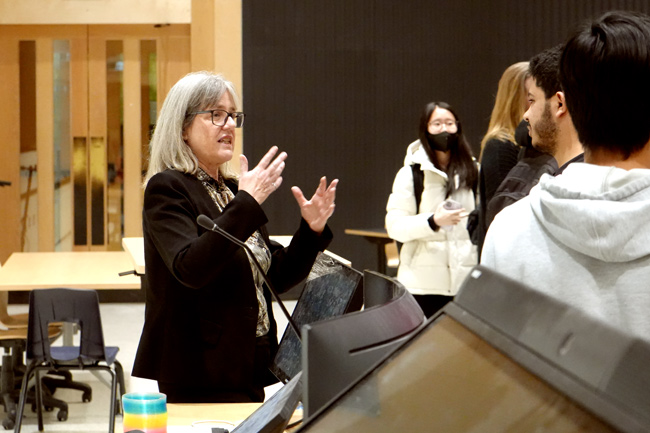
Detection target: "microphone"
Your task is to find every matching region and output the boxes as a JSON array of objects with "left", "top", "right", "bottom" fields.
[{"left": 196, "top": 214, "right": 302, "bottom": 340}]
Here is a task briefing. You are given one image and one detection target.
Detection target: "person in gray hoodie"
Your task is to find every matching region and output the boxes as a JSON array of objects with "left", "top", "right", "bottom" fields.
[{"left": 481, "top": 10, "right": 650, "bottom": 339}]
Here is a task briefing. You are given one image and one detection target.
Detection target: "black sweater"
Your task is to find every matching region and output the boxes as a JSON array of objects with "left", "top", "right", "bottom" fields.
[{"left": 476, "top": 137, "right": 519, "bottom": 252}]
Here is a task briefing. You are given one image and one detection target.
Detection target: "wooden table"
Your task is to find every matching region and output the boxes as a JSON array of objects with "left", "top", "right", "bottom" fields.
[
  {"left": 122, "top": 237, "right": 146, "bottom": 275},
  {"left": 0, "top": 251, "right": 141, "bottom": 291},
  {"left": 344, "top": 228, "right": 393, "bottom": 274}
]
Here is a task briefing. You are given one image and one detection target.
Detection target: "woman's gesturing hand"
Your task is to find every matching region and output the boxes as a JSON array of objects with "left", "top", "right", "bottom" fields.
[
  {"left": 238, "top": 146, "right": 287, "bottom": 204},
  {"left": 291, "top": 177, "right": 339, "bottom": 234}
]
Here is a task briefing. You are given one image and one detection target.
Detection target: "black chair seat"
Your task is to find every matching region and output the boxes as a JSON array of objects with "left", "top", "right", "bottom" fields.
[{"left": 49, "top": 346, "right": 120, "bottom": 366}]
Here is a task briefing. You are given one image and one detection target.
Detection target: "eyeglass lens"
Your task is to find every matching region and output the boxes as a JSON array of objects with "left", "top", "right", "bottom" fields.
[
  {"left": 212, "top": 110, "right": 244, "bottom": 128},
  {"left": 429, "top": 121, "right": 457, "bottom": 133}
]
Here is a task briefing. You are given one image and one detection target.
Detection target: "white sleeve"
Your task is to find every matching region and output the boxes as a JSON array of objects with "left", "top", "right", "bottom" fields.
[
  {"left": 480, "top": 222, "right": 497, "bottom": 267},
  {"left": 385, "top": 166, "right": 437, "bottom": 243}
]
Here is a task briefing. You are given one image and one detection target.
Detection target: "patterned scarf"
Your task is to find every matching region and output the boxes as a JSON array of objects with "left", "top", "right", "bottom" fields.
[{"left": 196, "top": 168, "right": 271, "bottom": 337}]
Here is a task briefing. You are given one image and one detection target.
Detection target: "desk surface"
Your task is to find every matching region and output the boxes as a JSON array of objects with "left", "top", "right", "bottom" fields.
[
  {"left": 167, "top": 402, "right": 303, "bottom": 431},
  {"left": 168, "top": 402, "right": 261, "bottom": 427},
  {"left": 122, "top": 237, "right": 146, "bottom": 275},
  {"left": 0, "top": 251, "right": 141, "bottom": 291}
]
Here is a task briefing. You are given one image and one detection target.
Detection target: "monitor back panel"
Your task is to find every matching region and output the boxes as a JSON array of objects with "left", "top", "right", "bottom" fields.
[
  {"left": 270, "top": 253, "right": 363, "bottom": 383},
  {"left": 301, "top": 275, "right": 424, "bottom": 418}
]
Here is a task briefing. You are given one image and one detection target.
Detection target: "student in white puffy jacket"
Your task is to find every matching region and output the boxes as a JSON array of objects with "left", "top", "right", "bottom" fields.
[{"left": 386, "top": 101, "right": 478, "bottom": 317}]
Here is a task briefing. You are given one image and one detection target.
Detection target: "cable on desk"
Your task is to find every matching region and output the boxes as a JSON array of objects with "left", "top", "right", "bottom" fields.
[{"left": 191, "top": 419, "right": 235, "bottom": 432}]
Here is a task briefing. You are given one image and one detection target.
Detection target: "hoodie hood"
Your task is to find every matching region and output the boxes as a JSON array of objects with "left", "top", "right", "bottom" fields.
[{"left": 529, "top": 163, "right": 650, "bottom": 262}]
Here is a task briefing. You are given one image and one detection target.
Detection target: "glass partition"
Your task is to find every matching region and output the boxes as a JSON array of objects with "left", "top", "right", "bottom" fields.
[
  {"left": 106, "top": 40, "right": 123, "bottom": 250},
  {"left": 140, "top": 39, "right": 157, "bottom": 176},
  {"left": 53, "top": 39, "right": 72, "bottom": 251},
  {"left": 19, "top": 40, "right": 37, "bottom": 252}
]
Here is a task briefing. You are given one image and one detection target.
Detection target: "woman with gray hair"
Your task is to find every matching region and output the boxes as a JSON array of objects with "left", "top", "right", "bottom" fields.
[{"left": 133, "top": 71, "right": 337, "bottom": 403}]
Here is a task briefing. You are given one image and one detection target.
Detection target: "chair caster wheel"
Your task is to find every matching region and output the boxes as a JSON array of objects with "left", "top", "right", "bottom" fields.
[
  {"left": 57, "top": 410, "right": 68, "bottom": 421},
  {"left": 82, "top": 391, "right": 92, "bottom": 402},
  {"left": 2, "top": 418, "right": 14, "bottom": 430}
]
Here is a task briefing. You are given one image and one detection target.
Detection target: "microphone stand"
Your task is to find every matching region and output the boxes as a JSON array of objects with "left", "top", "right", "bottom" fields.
[{"left": 197, "top": 214, "right": 302, "bottom": 341}]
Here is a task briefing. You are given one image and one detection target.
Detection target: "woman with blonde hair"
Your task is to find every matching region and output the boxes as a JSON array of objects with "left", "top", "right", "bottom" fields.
[{"left": 475, "top": 61, "right": 530, "bottom": 252}]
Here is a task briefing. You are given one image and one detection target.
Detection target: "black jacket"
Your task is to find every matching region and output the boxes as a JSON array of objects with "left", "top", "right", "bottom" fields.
[
  {"left": 132, "top": 169, "right": 332, "bottom": 394},
  {"left": 485, "top": 151, "right": 558, "bottom": 227}
]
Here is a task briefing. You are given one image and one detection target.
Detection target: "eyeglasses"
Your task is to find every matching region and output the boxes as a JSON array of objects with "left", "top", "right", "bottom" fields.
[
  {"left": 191, "top": 109, "right": 246, "bottom": 128},
  {"left": 428, "top": 120, "right": 458, "bottom": 134}
]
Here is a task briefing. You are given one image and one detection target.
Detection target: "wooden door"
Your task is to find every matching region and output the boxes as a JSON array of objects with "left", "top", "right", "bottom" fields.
[{"left": 0, "top": 24, "right": 190, "bottom": 261}]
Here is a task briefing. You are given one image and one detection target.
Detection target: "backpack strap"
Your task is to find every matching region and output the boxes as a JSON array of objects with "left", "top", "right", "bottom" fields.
[
  {"left": 411, "top": 164, "right": 424, "bottom": 212},
  {"left": 393, "top": 163, "right": 424, "bottom": 255}
]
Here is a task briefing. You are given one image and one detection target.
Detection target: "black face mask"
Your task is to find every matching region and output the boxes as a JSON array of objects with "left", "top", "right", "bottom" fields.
[{"left": 426, "top": 131, "right": 458, "bottom": 152}]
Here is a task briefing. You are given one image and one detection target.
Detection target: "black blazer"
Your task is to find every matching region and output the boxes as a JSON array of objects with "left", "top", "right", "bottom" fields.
[{"left": 132, "top": 169, "right": 332, "bottom": 393}]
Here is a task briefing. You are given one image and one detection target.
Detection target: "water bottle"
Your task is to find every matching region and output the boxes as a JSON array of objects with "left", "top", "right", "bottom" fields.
[{"left": 441, "top": 199, "right": 461, "bottom": 231}]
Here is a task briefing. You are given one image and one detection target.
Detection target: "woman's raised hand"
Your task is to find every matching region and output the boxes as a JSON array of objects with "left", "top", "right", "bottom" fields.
[
  {"left": 291, "top": 177, "right": 339, "bottom": 234},
  {"left": 238, "top": 146, "right": 287, "bottom": 204}
]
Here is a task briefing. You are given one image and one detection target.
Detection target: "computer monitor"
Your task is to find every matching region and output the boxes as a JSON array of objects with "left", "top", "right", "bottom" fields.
[
  {"left": 270, "top": 252, "right": 363, "bottom": 384},
  {"left": 301, "top": 271, "right": 425, "bottom": 419},
  {"left": 296, "top": 266, "right": 650, "bottom": 432}
]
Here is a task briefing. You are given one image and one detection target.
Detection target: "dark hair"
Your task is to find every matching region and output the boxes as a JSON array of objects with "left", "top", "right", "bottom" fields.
[
  {"left": 559, "top": 11, "right": 650, "bottom": 158},
  {"left": 528, "top": 44, "right": 563, "bottom": 99},
  {"left": 418, "top": 101, "right": 478, "bottom": 198}
]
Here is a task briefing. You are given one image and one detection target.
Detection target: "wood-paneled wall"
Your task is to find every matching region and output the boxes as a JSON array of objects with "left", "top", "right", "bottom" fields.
[{"left": 0, "top": 0, "right": 190, "bottom": 24}]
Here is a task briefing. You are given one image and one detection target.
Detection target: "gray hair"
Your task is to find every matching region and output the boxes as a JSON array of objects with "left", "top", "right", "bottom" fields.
[{"left": 144, "top": 71, "right": 240, "bottom": 187}]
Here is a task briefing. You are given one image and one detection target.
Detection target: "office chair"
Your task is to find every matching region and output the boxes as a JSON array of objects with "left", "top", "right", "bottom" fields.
[
  {"left": 0, "top": 265, "right": 97, "bottom": 424},
  {"left": 0, "top": 326, "right": 65, "bottom": 430},
  {"left": 0, "top": 329, "right": 28, "bottom": 430},
  {"left": 13, "top": 288, "right": 125, "bottom": 433},
  {"left": 0, "top": 292, "right": 28, "bottom": 329},
  {"left": 0, "top": 287, "right": 95, "bottom": 406},
  {"left": 0, "top": 282, "right": 67, "bottom": 430}
]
